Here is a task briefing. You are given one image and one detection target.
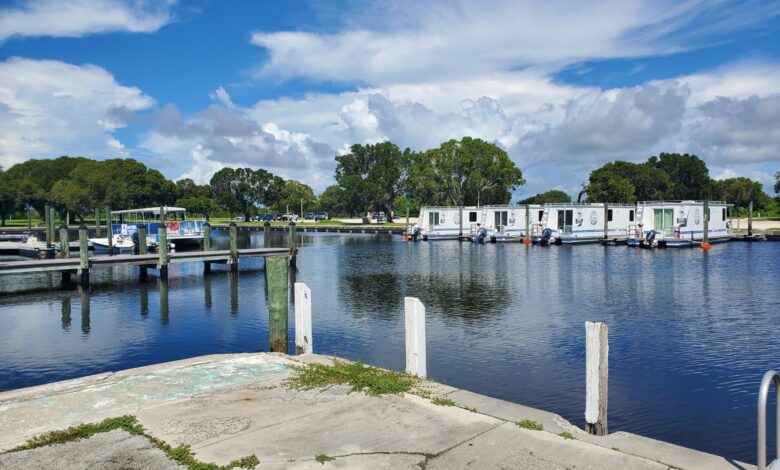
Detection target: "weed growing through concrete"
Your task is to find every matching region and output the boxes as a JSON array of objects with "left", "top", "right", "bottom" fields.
[
  {"left": 559, "top": 432, "right": 574, "bottom": 440},
  {"left": 465, "top": 406, "right": 478, "bottom": 413},
  {"left": 5, "top": 415, "right": 259, "bottom": 470},
  {"left": 431, "top": 397, "right": 457, "bottom": 406},
  {"left": 284, "top": 359, "right": 418, "bottom": 396},
  {"left": 315, "top": 454, "right": 335, "bottom": 464},
  {"left": 516, "top": 420, "right": 544, "bottom": 431}
]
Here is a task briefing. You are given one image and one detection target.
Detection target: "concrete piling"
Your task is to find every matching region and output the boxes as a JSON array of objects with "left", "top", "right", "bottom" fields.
[
  {"left": 59, "top": 224, "right": 69, "bottom": 259},
  {"left": 266, "top": 256, "right": 289, "bottom": 353},
  {"left": 229, "top": 222, "right": 238, "bottom": 272},
  {"left": 404, "top": 297, "right": 427, "bottom": 378},
  {"left": 158, "top": 227, "right": 168, "bottom": 280},
  {"left": 585, "top": 321, "right": 608, "bottom": 435},
  {"left": 78, "top": 225, "right": 89, "bottom": 287},
  {"left": 294, "top": 282, "right": 312, "bottom": 354}
]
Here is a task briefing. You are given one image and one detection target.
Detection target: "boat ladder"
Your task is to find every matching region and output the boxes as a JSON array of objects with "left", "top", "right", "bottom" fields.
[
  {"left": 540, "top": 208, "right": 549, "bottom": 228},
  {"left": 758, "top": 370, "right": 780, "bottom": 470},
  {"left": 636, "top": 206, "right": 644, "bottom": 225}
]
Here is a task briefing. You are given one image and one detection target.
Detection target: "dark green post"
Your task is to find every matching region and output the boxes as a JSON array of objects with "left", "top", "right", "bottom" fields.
[
  {"left": 138, "top": 224, "right": 148, "bottom": 281},
  {"left": 748, "top": 200, "right": 753, "bottom": 237},
  {"left": 202, "top": 222, "right": 211, "bottom": 273},
  {"left": 95, "top": 208, "right": 101, "bottom": 237},
  {"left": 229, "top": 221, "right": 238, "bottom": 272},
  {"left": 288, "top": 221, "right": 297, "bottom": 268},
  {"left": 603, "top": 203, "right": 609, "bottom": 240},
  {"left": 266, "top": 255, "right": 289, "bottom": 353},
  {"left": 105, "top": 206, "right": 113, "bottom": 255},
  {"left": 79, "top": 224, "right": 89, "bottom": 287},
  {"left": 158, "top": 226, "right": 168, "bottom": 279},
  {"left": 59, "top": 224, "right": 69, "bottom": 259},
  {"left": 45, "top": 203, "right": 52, "bottom": 247},
  {"left": 263, "top": 221, "right": 271, "bottom": 248}
]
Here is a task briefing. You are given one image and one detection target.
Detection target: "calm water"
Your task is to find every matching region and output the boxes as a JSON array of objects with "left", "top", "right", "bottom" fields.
[{"left": 0, "top": 231, "right": 778, "bottom": 463}]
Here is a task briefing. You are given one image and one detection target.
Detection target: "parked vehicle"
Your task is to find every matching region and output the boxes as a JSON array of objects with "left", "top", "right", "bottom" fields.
[
  {"left": 234, "top": 215, "right": 246, "bottom": 222},
  {"left": 315, "top": 212, "right": 329, "bottom": 221},
  {"left": 305, "top": 213, "right": 316, "bottom": 220}
]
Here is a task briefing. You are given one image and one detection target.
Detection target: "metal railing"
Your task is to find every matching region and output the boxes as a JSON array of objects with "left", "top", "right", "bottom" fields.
[{"left": 758, "top": 370, "right": 780, "bottom": 470}]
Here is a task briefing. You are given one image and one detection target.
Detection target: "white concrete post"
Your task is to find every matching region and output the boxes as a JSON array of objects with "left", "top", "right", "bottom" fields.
[
  {"left": 294, "top": 282, "right": 312, "bottom": 354},
  {"left": 585, "top": 321, "right": 608, "bottom": 435},
  {"left": 404, "top": 297, "right": 427, "bottom": 378}
]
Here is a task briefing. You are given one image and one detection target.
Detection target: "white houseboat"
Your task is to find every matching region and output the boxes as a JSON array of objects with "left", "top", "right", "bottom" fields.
[
  {"left": 627, "top": 200, "right": 732, "bottom": 248},
  {"left": 471, "top": 205, "right": 541, "bottom": 242},
  {"left": 416, "top": 205, "right": 542, "bottom": 242},
  {"left": 416, "top": 206, "right": 475, "bottom": 240},
  {"left": 530, "top": 203, "right": 635, "bottom": 244},
  {"left": 90, "top": 207, "right": 206, "bottom": 253}
]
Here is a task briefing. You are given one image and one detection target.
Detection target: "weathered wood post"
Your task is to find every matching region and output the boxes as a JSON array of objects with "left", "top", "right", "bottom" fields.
[
  {"left": 59, "top": 224, "right": 69, "bottom": 259},
  {"left": 748, "top": 200, "right": 754, "bottom": 237},
  {"left": 26, "top": 206, "right": 32, "bottom": 234},
  {"left": 158, "top": 226, "right": 168, "bottom": 280},
  {"left": 202, "top": 221, "right": 211, "bottom": 273},
  {"left": 138, "top": 224, "right": 148, "bottom": 281},
  {"left": 78, "top": 224, "right": 89, "bottom": 287},
  {"left": 266, "top": 255, "right": 289, "bottom": 353},
  {"left": 263, "top": 221, "right": 271, "bottom": 248},
  {"left": 524, "top": 204, "right": 531, "bottom": 244},
  {"left": 585, "top": 321, "right": 608, "bottom": 435},
  {"left": 702, "top": 200, "right": 710, "bottom": 247},
  {"left": 288, "top": 221, "right": 297, "bottom": 268},
  {"left": 105, "top": 206, "right": 113, "bottom": 255},
  {"left": 458, "top": 206, "right": 464, "bottom": 239},
  {"left": 229, "top": 221, "right": 238, "bottom": 272},
  {"left": 94, "top": 208, "right": 101, "bottom": 237},
  {"left": 603, "top": 203, "right": 609, "bottom": 240},
  {"left": 404, "top": 297, "right": 427, "bottom": 378},
  {"left": 45, "top": 203, "right": 52, "bottom": 248},
  {"left": 294, "top": 282, "right": 312, "bottom": 354}
]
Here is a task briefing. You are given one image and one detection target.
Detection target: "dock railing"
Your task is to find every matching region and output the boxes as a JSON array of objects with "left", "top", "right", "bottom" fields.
[{"left": 758, "top": 370, "right": 780, "bottom": 470}]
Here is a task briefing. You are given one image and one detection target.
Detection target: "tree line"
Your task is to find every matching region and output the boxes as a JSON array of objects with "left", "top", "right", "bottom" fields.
[{"left": 0, "top": 145, "right": 775, "bottom": 226}]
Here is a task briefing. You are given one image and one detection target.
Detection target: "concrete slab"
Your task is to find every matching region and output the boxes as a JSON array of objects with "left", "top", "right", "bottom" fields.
[
  {"left": 0, "top": 429, "right": 183, "bottom": 470},
  {"left": 427, "top": 422, "right": 667, "bottom": 470}
]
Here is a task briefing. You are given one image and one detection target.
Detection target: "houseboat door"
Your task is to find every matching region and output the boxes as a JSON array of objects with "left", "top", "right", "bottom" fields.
[
  {"left": 428, "top": 211, "right": 439, "bottom": 230},
  {"left": 653, "top": 208, "right": 674, "bottom": 235},
  {"left": 494, "top": 211, "right": 508, "bottom": 233},
  {"left": 557, "top": 210, "right": 573, "bottom": 234}
]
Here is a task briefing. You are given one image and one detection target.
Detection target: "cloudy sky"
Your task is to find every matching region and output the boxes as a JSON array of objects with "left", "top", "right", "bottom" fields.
[{"left": 1, "top": 0, "right": 779, "bottom": 198}]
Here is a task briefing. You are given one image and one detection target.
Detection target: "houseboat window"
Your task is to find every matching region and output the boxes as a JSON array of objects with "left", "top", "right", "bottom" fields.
[
  {"left": 557, "top": 210, "right": 573, "bottom": 233},
  {"left": 629, "top": 210, "right": 634, "bottom": 222},
  {"left": 607, "top": 209, "right": 613, "bottom": 222},
  {"left": 428, "top": 212, "right": 440, "bottom": 226},
  {"left": 722, "top": 208, "right": 726, "bottom": 221},
  {"left": 538, "top": 210, "right": 544, "bottom": 221},
  {"left": 469, "top": 211, "right": 477, "bottom": 222},
  {"left": 494, "top": 211, "right": 508, "bottom": 228}
]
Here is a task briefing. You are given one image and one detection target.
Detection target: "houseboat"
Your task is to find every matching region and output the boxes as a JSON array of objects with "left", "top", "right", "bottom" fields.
[
  {"left": 627, "top": 201, "right": 732, "bottom": 248},
  {"left": 90, "top": 207, "right": 205, "bottom": 253},
  {"left": 470, "top": 205, "right": 540, "bottom": 242},
  {"left": 416, "top": 206, "right": 475, "bottom": 240},
  {"left": 530, "top": 203, "right": 635, "bottom": 244}
]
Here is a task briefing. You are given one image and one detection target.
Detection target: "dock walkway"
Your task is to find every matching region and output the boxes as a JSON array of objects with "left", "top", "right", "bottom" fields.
[{"left": 0, "top": 353, "right": 752, "bottom": 470}]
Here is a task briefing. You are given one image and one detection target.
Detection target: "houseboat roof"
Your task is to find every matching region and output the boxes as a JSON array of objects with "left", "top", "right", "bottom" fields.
[
  {"left": 110, "top": 207, "right": 187, "bottom": 215},
  {"left": 637, "top": 200, "right": 728, "bottom": 205}
]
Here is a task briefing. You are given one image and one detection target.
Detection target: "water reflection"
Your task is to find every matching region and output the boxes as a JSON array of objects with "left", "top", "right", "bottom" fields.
[
  {"left": 79, "top": 285, "right": 90, "bottom": 334},
  {"left": 140, "top": 282, "right": 149, "bottom": 317},
  {"left": 229, "top": 270, "right": 238, "bottom": 314},
  {"left": 204, "top": 274, "right": 212, "bottom": 309},
  {"left": 61, "top": 297, "right": 71, "bottom": 329},
  {"left": 159, "top": 278, "right": 169, "bottom": 325}
]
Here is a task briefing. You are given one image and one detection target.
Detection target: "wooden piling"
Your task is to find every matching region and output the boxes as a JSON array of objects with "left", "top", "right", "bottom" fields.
[
  {"left": 59, "top": 224, "right": 69, "bottom": 259},
  {"left": 585, "top": 321, "right": 608, "bottom": 435},
  {"left": 45, "top": 203, "right": 52, "bottom": 247},
  {"left": 50, "top": 207, "right": 56, "bottom": 244},
  {"left": 106, "top": 206, "right": 113, "bottom": 255},
  {"left": 404, "top": 297, "right": 427, "bottom": 378},
  {"left": 458, "top": 206, "right": 464, "bottom": 238},
  {"left": 95, "top": 208, "right": 101, "bottom": 238},
  {"left": 702, "top": 200, "right": 710, "bottom": 246},
  {"left": 202, "top": 222, "right": 211, "bottom": 273},
  {"left": 26, "top": 207, "right": 32, "bottom": 234},
  {"left": 263, "top": 221, "right": 270, "bottom": 248},
  {"left": 266, "top": 256, "right": 289, "bottom": 353},
  {"left": 748, "top": 200, "right": 753, "bottom": 237},
  {"left": 603, "top": 203, "right": 609, "bottom": 240},
  {"left": 288, "top": 221, "right": 297, "bottom": 268},
  {"left": 524, "top": 204, "right": 531, "bottom": 244},
  {"left": 294, "top": 282, "right": 312, "bottom": 354},
  {"left": 79, "top": 225, "right": 89, "bottom": 287},
  {"left": 138, "top": 224, "right": 148, "bottom": 281},
  {"left": 158, "top": 226, "right": 168, "bottom": 279},
  {"left": 229, "top": 222, "right": 238, "bottom": 271}
]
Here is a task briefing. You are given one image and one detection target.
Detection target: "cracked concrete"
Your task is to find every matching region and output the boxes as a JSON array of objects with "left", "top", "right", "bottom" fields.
[{"left": 0, "top": 353, "right": 756, "bottom": 469}]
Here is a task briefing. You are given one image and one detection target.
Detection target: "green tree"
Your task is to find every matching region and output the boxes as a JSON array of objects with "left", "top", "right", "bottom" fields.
[
  {"left": 518, "top": 190, "right": 570, "bottom": 204},
  {"left": 335, "top": 142, "right": 411, "bottom": 218},
  {"left": 317, "top": 185, "right": 348, "bottom": 216},
  {"left": 585, "top": 175, "right": 636, "bottom": 203},
  {"left": 711, "top": 177, "right": 770, "bottom": 210},
  {"left": 409, "top": 137, "right": 524, "bottom": 206},
  {"left": 176, "top": 196, "right": 222, "bottom": 220},
  {"left": 271, "top": 179, "right": 317, "bottom": 215},
  {"left": 50, "top": 180, "right": 93, "bottom": 221},
  {"left": 584, "top": 161, "right": 672, "bottom": 203},
  {"left": 647, "top": 152, "right": 710, "bottom": 199},
  {"left": 209, "top": 167, "right": 278, "bottom": 219},
  {"left": 774, "top": 170, "right": 779, "bottom": 194},
  {"left": 0, "top": 167, "right": 17, "bottom": 226}
]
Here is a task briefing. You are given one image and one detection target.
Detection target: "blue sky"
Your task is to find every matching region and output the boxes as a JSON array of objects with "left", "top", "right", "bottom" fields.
[{"left": 1, "top": 0, "right": 779, "bottom": 198}]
